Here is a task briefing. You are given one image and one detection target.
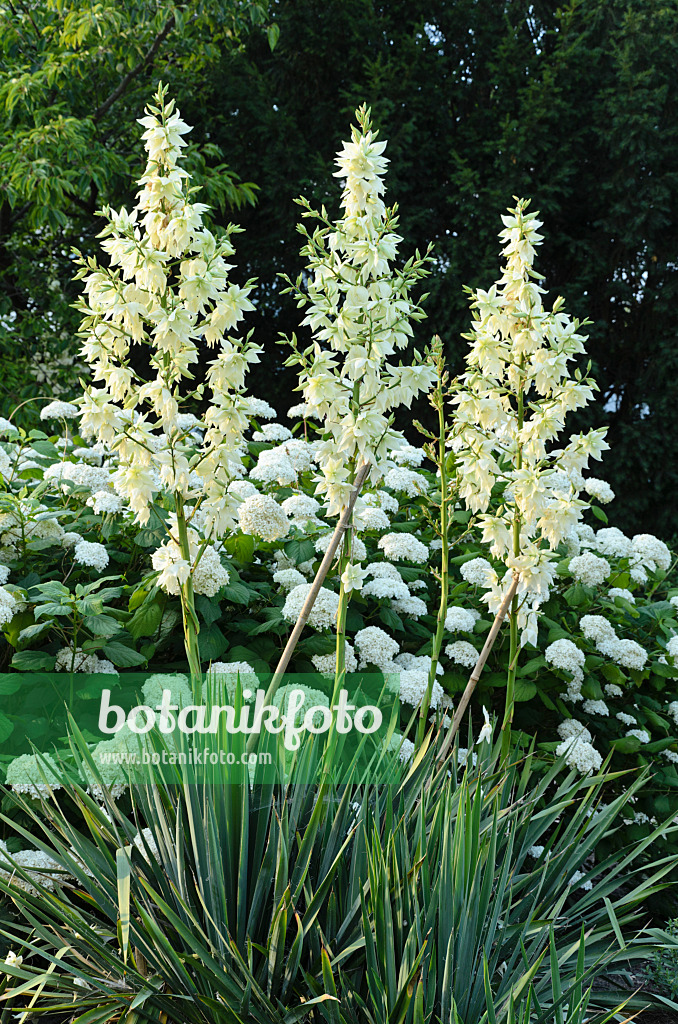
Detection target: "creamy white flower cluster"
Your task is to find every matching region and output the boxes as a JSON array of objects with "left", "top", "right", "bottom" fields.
[
  {"left": 579, "top": 614, "right": 648, "bottom": 671},
  {"left": 75, "top": 85, "right": 260, "bottom": 539},
  {"left": 452, "top": 200, "right": 609, "bottom": 645},
  {"left": 284, "top": 108, "right": 436, "bottom": 516},
  {"left": 555, "top": 720, "right": 603, "bottom": 774}
]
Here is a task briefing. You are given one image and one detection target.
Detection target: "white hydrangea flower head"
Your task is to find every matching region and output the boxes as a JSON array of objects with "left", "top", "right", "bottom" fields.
[
  {"left": 583, "top": 478, "right": 614, "bottom": 503},
  {"left": 398, "top": 668, "right": 444, "bottom": 709},
  {"left": 459, "top": 557, "right": 496, "bottom": 587},
  {"left": 626, "top": 728, "right": 651, "bottom": 744},
  {"left": 383, "top": 467, "right": 429, "bottom": 497},
  {"left": 228, "top": 479, "right": 258, "bottom": 500},
  {"left": 0, "top": 586, "right": 16, "bottom": 626},
  {"left": 391, "top": 595, "right": 428, "bottom": 618},
  {"left": 616, "top": 712, "right": 637, "bottom": 726},
  {"left": 631, "top": 534, "right": 671, "bottom": 574},
  {"left": 0, "top": 417, "right": 18, "bottom": 436},
  {"left": 273, "top": 567, "right": 307, "bottom": 590},
  {"left": 354, "top": 625, "right": 399, "bottom": 670},
  {"left": 568, "top": 551, "right": 611, "bottom": 587},
  {"left": 74, "top": 539, "right": 110, "bottom": 571},
  {"left": 378, "top": 532, "right": 428, "bottom": 564},
  {"left": 445, "top": 640, "right": 479, "bottom": 669},
  {"left": 582, "top": 699, "right": 609, "bottom": 716},
  {"left": 132, "top": 828, "right": 159, "bottom": 863},
  {"left": 312, "top": 644, "right": 358, "bottom": 675},
  {"left": 55, "top": 646, "right": 100, "bottom": 673},
  {"left": 594, "top": 527, "right": 633, "bottom": 558},
  {"left": 40, "top": 400, "right": 80, "bottom": 420},
  {"left": 249, "top": 447, "right": 297, "bottom": 487},
  {"left": 252, "top": 423, "right": 293, "bottom": 443},
  {"left": 282, "top": 584, "right": 339, "bottom": 631},
  {"left": 444, "top": 606, "right": 478, "bottom": 633},
  {"left": 608, "top": 587, "right": 634, "bottom": 603},
  {"left": 315, "top": 531, "right": 367, "bottom": 561},
  {"left": 353, "top": 504, "right": 390, "bottom": 532},
  {"left": 238, "top": 494, "right": 289, "bottom": 542},
  {"left": 246, "top": 398, "right": 277, "bottom": 419},
  {"left": 142, "top": 672, "right": 193, "bottom": 708},
  {"left": 391, "top": 444, "right": 425, "bottom": 467},
  {"left": 6, "top": 753, "right": 63, "bottom": 797},
  {"left": 362, "top": 576, "right": 410, "bottom": 600}
]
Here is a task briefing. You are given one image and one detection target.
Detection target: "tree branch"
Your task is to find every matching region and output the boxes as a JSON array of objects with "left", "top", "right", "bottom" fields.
[{"left": 92, "top": 13, "right": 176, "bottom": 124}]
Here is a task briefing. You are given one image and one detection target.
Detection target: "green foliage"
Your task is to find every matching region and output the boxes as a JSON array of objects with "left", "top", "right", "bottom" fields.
[{"left": 0, "top": 728, "right": 674, "bottom": 1022}]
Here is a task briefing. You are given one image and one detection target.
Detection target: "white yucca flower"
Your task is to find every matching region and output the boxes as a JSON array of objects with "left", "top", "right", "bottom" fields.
[
  {"left": 75, "top": 83, "right": 260, "bottom": 538},
  {"left": 282, "top": 106, "right": 437, "bottom": 518},
  {"left": 452, "top": 198, "right": 609, "bottom": 647}
]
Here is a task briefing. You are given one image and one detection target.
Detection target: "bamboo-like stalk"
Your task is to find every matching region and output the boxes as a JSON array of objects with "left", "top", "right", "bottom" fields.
[
  {"left": 246, "top": 461, "right": 371, "bottom": 754},
  {"left": 437, "top": 571, "right": 519, "bottom": 763}
]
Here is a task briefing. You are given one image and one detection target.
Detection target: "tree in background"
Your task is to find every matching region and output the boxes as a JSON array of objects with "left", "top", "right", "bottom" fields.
[
  {"left": 2, "top": 0, "right": 677, "bottom": 536},
  {"left": 0, "top": 0, "right": 275, "bottom": 413},
  {"left": 209, "top": 0, "right": 678, "bottom": 536}
]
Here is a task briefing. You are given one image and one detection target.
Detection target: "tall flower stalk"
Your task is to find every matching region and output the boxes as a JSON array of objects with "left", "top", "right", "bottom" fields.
[
  {"left": 281, "top": 106, "right": 437, "bottom": 707},
  {"left": 415, "top": 336, "right": 456, "bottom": 745},
  {"left": 74, "top": 84, "right": 259, "bottom": 685},
  {"left": 452, "top": 199, "right": 609, "bottom": 760}
]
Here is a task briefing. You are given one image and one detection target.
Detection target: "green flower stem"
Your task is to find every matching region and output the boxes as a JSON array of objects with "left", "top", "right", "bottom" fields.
[
  {"left": 501, "top": 362, "right": 525, "bottom": 762},
  {"left": 417, "top": 353, "right": 450, "bottom": 746},
  {"left": 175, "top": 495, "right": 202, "bottom": 690}
]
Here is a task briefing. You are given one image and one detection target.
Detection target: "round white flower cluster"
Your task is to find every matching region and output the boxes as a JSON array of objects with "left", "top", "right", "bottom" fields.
[
  {"left": 246, "top": 398, "right": 277, "bottom": 420},
  {"left": 0, "top": 841, "right": 65, "bottom": 894},
  {"left": 383, "top": 467, "right": 428, "bottom": 497},
  {"left": 250, "top": 447, "right": 297, "bottom": 486},
  {"left": 626, "top": 728, "right": 651, "bottom": 744},
  {"left": 87, "top": 489, "right": 124, "bottom": 515},
  {"left": 608, "top": 587, "right": 634, "bottom": 603},
  {"left": 616, "top": 712, "right": 637, "bottom": 726},
  {"left": 579, "top": 615, "right": 648, "bottom": 671},
  {"left": 238, "top": 494, "right": 289, "bottom": 541},
  {"left": 568, "top": 551, "right": 610, "bottom": 587},
  {"left": 133, "top": 828, "right": 159, "bottom": 863},
  {"left": 272, "top": 683, "right": 329, "bottom": 729},
  {"left": 282, "top": 584, "right": 339, "bottom": 631},
  {"left": 391, "top": 595, "right": 428, "bottom": 618},
  {"left": 142, "top": 672, "right": 193, "bottom": 708},
  {"left": 583, "top": 478, "right": 615, "bottom": 503},
  {"left": 253, "top": 423, "right": 293, "bottom": 443},
  {"left": 6, "top": 752, "right": 63, "bottom": 797},
  {"left": 445, "top": 606, "right": 478, "bottom": 633},
  {"left": 281, "top": 494, "right": 321, "bottom": 524},
  {"left": 354, "top": 625, "right": 399, "bottom": 670},
  {"left": 228, "top": 479, "right": 258, "bottom": 499},
  {"left": 192, "top": 545, "right": 231, "bottom": 597},
  {"left": 287, "top": 402, "right": 317, "bottom": 419},
  {"left": 460, "top": 557, "right": 495, "bottom": 587},
  {"left": 555, "top": 720, "right": 603, "bottom": 774},
  {"left": 0, "top": 564, "right": 10, "bottom": 584},
  {"left": 665, "top": 636, "right": 678, "bottom": 661},
  {"left": 86, "top": 726, "right": 144, "bottom": 799},
  {"left": 398, "top": 668, "right": 444, "bottom": 709},
  {"left": 392, "top": 444, "right": 425, "bottom": 467},
  {"left": 388, "top": 733, "right": 415, "bottom": 764},
  {"left": 363, "top": 490, "right": 399, "bottom": 515},
  {"left": 362, "top": 576, "right": 410, "bottom": 600},
  {"left": 445, "top": 640, "right": 479, "bottom": 669},
  {"left": 544, "top": 638, "right": 586, "bottom": 702},
  {"left": 378, "top": 532, "right": 428, "bottom": 564},
  {"left": 0, "top": 417, "right": 18, "bottom": 436},
  {"left": 632, "top": 533, "right": 671, "bottom": 574},
  {"left": 0, "top": 585, "right": 16, "bottom": 626},
  {"left": 44, "top": 460, "right": 113, "bottom": 493},
  {"left": 582, "top": 699, "right": 609, "bottom": 716},
  {"left": 273, "top": 567, "right": 307, "bottom": 590},
  {"left": 593, "top": 527, "right": 632, "bottom": 558},
  {"left": 74, "top": 539, "right": 110, "bottom": 571},
  {"left": 353, "top": 504, "right": 390, "bottom": 532},
  {"left": 54, "top": 646, "right": 117, "bottom": 675},
  {"left": 312, "top": 644, "right": 358, "bottom": 675},
  {"left": 40, "top": 400, "right": 80, "bottom": 420}
]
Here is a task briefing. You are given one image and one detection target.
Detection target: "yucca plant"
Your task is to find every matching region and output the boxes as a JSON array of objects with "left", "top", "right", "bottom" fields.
[{"left": 1, "top": 722, "right": 676, "bottom": 1024}]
